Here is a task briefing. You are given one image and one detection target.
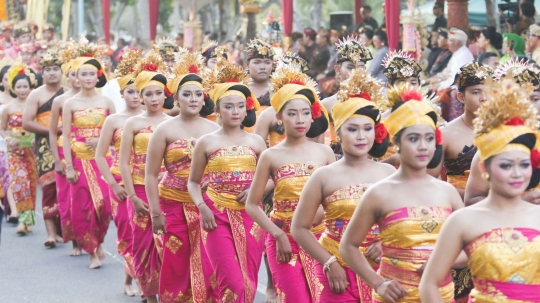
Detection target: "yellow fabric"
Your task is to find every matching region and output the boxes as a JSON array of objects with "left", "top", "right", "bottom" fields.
[
  {"left": 385, "top": 101, "right": 436, "bottom": 137},
  {"left": 35, "top": 112, "right": 51, "bottom": 128},
  {"left": 268, "top": 130, "right": 286, "bottom": 147},
  {"left": 474, "top": 125, "right": 536, "bottom": 161},
  {"left": 80, "top": 64, "right": 97, "bottom": 71},
  {"left": 158, "top": 138, "right": 196, "bottom": 203},
  {"left": 329, "top": 121, "right": 337, "bottom": 144},
  {"left": 134, "top": 71, "right": 165, "bottom": 92},
  {"left": 447, "top": 172, "right": 469, "bottom": 190},
  {"left": 166, "top": 74, "right": 203, "bottom": 95},
  {"left": 206, "top": 145, "right": 257, "bottom": 210},
  {"left": 271, "top": 162, "right": 324, "bottom": 235},
  {"left": 117, "top": 74, "right": 134, "bottom": 91},
  {"left": 220, "top": 89, "right": 246, "bottom": 100},
  {"left": 71, "top": 108, "right": 108, "bottom": 160},
  {"left": 270, "top": 83, "right": 316, "bottom": 113},
  {"left": 131, "top": 127, "right": 154, "bottom": 185},
  {"left": 110, "top": 128, "right": 123, "bottom": 177},
  {"left": 61, "top": 60, "right": 72, "bottom": 75},
  {"left": 331, "top": 98, "right": 377, "bottom": 131},
  {"left": 209, "top": 83, "right": 260, "bottom": 111}
]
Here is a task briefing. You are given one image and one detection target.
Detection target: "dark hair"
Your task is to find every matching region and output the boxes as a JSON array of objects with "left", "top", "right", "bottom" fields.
[
  {"left": 363, "top": 28, "right": 375, "bottom": 40},
  {"left": 216, "top": 85, "right": 256, "bottom": 127},
  {"left": 177, "top": 74, "right": 215, "bottom": 116},
  {"left": 78, "top": 59, "right": 107, "bottom": 88},
  {"left": 363, "top": 5, "right": 372, "bottom": 12},
  {"left": 140, "top": 74, "right": 175, "bottom": 109},
  {"left": 0, "top": 65, "right": 15, "bottom": 97},
  {"left": 433, "top": 2, "right": 444, "bottom": 10},
  {"left": 521, "top": 3, "right": 536, "bottom": 18},
  {"left": 298, "top": 89, "right": 328, "bottom": 138},
  {"left": 477, "top": 52, "right": 498, "bottom": 66},
  {"left": 374, "top": 29, "right": 388, "bottom": 45},
  {"left": 304, "top": 28, "right": 316, "bottom": 41},
  {"left": 11, "top": 74, "right": 32, "bottom": 94},
  {"left": 391, "top": 102, "right": 442, "bottom": 169},
  {"left": 482, "top": 26, "right": 503, "bottom": 49}
]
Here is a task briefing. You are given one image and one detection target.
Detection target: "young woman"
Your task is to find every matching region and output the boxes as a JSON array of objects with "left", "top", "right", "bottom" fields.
[
  {"left": 95, "top": 49, "right": 143, "bottom": 297},
  {"left": 420, "top": 79, "right": 540, "bottom": 302},
  {"left": 118, "top": 52, "right": 171, "bottom": 303},
  {"left": 339, "top": 85, "right": 463, "bottom": 303},
  {"left": 187, "top": 59, "right": 266, "bottom": 303},
  {"left": 146, "top": 52, "right": 219, "bottom": 303},
  {"left": 49, "top": 44, "right": 82, "bottom": 255},
  {"left": 291, "top": 68, "right": 394, "bottom": 303},
  {"left": 0, "top": 62, "right": 38, "bottom": 235},
  {"left": 0, "top": 59, "right": 16, "bottom": 223},
  {"left": 62, "top": 51, "right": 115, "bottom": 269},
  {"left": 245, "top": 64, "right": 333, "bottom": 303}
]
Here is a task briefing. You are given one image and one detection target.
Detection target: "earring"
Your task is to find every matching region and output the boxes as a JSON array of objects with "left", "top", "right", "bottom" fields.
[
  {"left": 216, "top": 113, "right": 220, "bottom": 117},
  {"left": 311, "top": 119, "right": 314, "bottom": 123},
  {"left": 395, "top": 146, "right": 400, "bottom": 152},
  {"left": 336, "top": 136, "right": 341, "bottom": 143},
  {"left": 481, "top": 172, "right": 490, "bottom": 180},
  {"left": 277, "top": 120, "right": 282, "bottom": 125}
]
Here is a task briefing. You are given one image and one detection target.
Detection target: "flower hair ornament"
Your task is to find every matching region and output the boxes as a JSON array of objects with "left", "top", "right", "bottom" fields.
[
  {"left": 8, "top": 59, "right": 38, "bottom": 92},
  {"left": 474, "top": 78, "right": 540, "bottom": 189},
  {"left": 114, "top": 49, "right": 143, "bottom": 91}
]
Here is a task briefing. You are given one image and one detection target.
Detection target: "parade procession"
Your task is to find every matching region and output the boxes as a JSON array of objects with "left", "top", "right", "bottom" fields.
[{"left": 2, "top": 0, "right": 540, "bottom": 303}]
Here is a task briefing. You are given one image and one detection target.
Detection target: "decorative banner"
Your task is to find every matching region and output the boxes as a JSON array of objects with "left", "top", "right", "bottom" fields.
[
  {"left": 385, "top": 0, "right": 400, "bottom": 51},
  {"left": 281, "top": 0, "right": 292, "bottom": 37},
  {"left": 149, "top": 0, "right": 160, "bottom": 41},
  {"left": 26, "top": 0, "right": 50, "bottom": 39},
  {"left": 355, "top": 0, "right": 362, "bottom": 25},
  {"left": 0, "top": 0, "right": 7, "bottom": 21},
  {"left": 61, "top": 0, "right": 71, "bottom": 41},
  {"left": 102, "top": 0, "right": 110, "bottom": 44}
]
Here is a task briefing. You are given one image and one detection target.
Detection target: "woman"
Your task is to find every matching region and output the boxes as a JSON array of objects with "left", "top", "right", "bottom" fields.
[
  {"left": 0, "top": 58, "right": 16, "bottom": 223},
  {"left": 420, "top": 79, "right": 540, "bottom": 302},
  {"left": 339, "top": 85, "right": 463, "bottom": 303},
  {"left": 146, "top": 51, "right": 219, "bottom": 303},
  {"left": 95, "top": 49, "right": 143, "bottom": 297},
  {"left": 368, "top": 29, "right": 390, "bottom": 83},
  {"left": 0, "top": 62, "right": 38, "bottom": 235},
  {"left": 187, "top": 59, "right": 266, "bottom": 303},
  {"left": 499, "top": 33, "right": 525, "bottom": 64},
  {"left": 245, "top": 63, "right": 334, "bottom": 303},
  {"left": 200, "top": 41, "right": 228, "bottom": 123},
  {"left": 118, "top": 51, "right": 171, "bottom": 303},
  {"left": 291, "top": 68, "right": 394, "bottom": 303},
  {"left": 62, "top": 49, "right": 115, "bottom": 269},
  {"left": 477, "top": 26, "right": 502, "bottom": 57}
]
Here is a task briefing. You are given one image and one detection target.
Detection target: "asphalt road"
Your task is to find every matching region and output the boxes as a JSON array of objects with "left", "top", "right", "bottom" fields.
[{"left": 0, "top": 187, "right": 267, "bottom": 303}]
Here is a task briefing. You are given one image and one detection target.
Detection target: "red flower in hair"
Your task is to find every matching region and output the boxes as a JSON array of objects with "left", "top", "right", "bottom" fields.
[
  {"left": 144, "top": 63, "right": 158, "bottom": 72},
  {"left": 246, "top": 96, "right": 255, "bottom": 110},
  {"left": 97, "top": 70, "right": 103, "bottom": 78},
  {"left": 350, "top": 91, "right": 372, "bottom": 100},
  {"left": 311, "top": 101, "right": 322, "bottom": 119},
  {"left": 402, "top": 90, "right": 423, "bottom": 102},
  {"left": 226, "top": 78, "right": 238, "bottom": 83},
  {"left": 164, "top": 86, "right": 173, "bottom": 98},
  {"left": 188, "top": 64, "right": 198, "bottom": 74},
  {"left": 289, "top": 79, "right": 305, "bottom": 85},
  {"left": 435, "top": 127, "right": 443, "bottom": 145},
  {"left": 83, "top": 53, "right": 93, "bottom": 57},
  {"left": 17, "top": 69, "right": 25, "bottom": 75},
  {"left": 203, "top": 92, "right": 209, "bottom": 99},
  {"left": 375, "top": 123, "right": 388, "bottom": 144},
  {"left": 504, "top": 117, "right": 524, "bottom": 126},
  {"left": 531, "top": 149, "right": 540, "bottom": 170}
]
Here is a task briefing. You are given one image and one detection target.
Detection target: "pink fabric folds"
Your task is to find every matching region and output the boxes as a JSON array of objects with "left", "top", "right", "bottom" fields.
[
  {"left": 315, "top": 262, "right": 362, "bottom": 303},
  {"left": 127, "top": 184, "right": 163, "bottom": 297},
  {"left": 110, "top": 174, "right": 135, "bottom": 278},
  {"left": 70, "top": 157, "right": 111, "bottom": 253},
  {"left": 467, "top": 279, "right": 540, "bottom": 302},
  {"left": 202, "top": 194, "right": 265, "bottom": 303},
  {"left": 159, "top": 198, "right": 217, "bottom": 303},
  {"left": 56, "top": 166, "right": 73, "bottom": 242}
]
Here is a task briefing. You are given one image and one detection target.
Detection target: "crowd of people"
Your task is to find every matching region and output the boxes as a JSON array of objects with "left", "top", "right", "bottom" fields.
[{"left": 1, "top": 4, "right": 540, "bottom": 303}]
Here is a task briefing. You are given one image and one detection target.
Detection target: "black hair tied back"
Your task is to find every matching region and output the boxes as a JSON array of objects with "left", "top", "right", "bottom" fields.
[{"left": 293, "top": 89, "right": 328, "bottom": 138}]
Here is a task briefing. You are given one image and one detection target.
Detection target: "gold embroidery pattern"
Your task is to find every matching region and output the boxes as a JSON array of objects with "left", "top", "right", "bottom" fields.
[
  {"left": 133, "top": 214, "right": 149, "bottom": 230},
  {"left": 250, "top": 222, "right": 264, "bottom": 242},
  {"left": 209, "top": 273, "right": 217, "bottom": 290},
  {"left": 275, "top": 286, "right": 286, "bottom": 302},
  {"left": 165, "top": 235, "right": 183, "bottom": 254},
  {"left": 81, "top": 159, "right": 104, "bottom": 220},
  {"left": 227, "top": 209, "right": 255, "bottom": 302},
  {"left": 184, "top": 203, "right": 208, "bottom": 303},
  {"left": 221, "top": 288, "right": 238, "bottom": 303},
  {"left": 161, "top": 289, "right": 193, "bottom": 303},
  {"left": 299, "top": 248, "right": 323, "bottom": 303},
  {"left": 117, "top": 239, "right": 128, "bottom": 255}
]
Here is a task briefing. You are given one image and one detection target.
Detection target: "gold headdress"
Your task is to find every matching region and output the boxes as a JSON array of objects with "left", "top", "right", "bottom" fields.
[
  {"left": 133, "top": 50, "right": 169, "bottom": 92},
  {"left": 8, "top": 59, "right": 38, "bottom": 92},
  {"left": 70, "top": 41, "right": 108, "bottom": 87},
  {"left": 336, "top": 36, "right": 373, "bottom": 64},
  {"left": 154, "top": 36, "right": 179, "bottom": 61},
  {"left": 114, "top": 49, "right": 143, "bottom": 91},
  {"left": 166, "top": 49, "right": 206, "bottom": 95},
  {"left": 200, "top": 40, "right": 228, "bottom": 61},
  {"left": 453, "top": 62, "right": 493, "bottom": 89},
  {"left": 13, "top": 22, "right": 32, "bottom": 38},
  {"left": 40, "top": 51, "right": 62, "bottom": 67},
  {"left": 474, "top": 78, "right": 539, "bottom": 161},
  {"left": 382, "top": 50, "right": 422, "bottom": 82},
  {"left": 514, "top": 65, "right": 540, "bottom": 90},
  {"left": 58, "top": 40, "right": 79, "bottom": 75},
  {"left": 277, "top": 52, "right": 309, "bottom": 72},
  {"left": 494, "top": 59, "right": 528, "bottom": 81},
  {"left": 246, "top": 39, "right": 276, "bottom": 60}
]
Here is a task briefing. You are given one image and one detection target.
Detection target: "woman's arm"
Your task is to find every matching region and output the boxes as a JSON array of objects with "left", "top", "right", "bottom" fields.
[
  {"left": 419, "top": 212, "right": 465, "bottom": 303},
  {"left": 145, "top": 124, "right": 167, "bottom": 234},
  {"left": 187, "top": 136, "right": 216, "bottom": 230},
  {"left": 49, "top": 98, "right": 63, "bottom": 171},
  {"left": 254, "top": 109, "right": 271, "bottom": 142},
  {"left": 464, "top": 152, "right": 488, "bottom": 206},
  {"left": 62, "top": 102, "right": 77, "bottom": 183},
  {"left": 0, "top": 106, "right": 9, "bottom": 138},
  {"left": 95, "top": 117, "right": 125, "bottom": 200}
]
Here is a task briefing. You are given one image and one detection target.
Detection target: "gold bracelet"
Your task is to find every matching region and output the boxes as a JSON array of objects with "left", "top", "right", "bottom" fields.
[{"left": 151, "top": 211, "right": 165, "bottom": 218}]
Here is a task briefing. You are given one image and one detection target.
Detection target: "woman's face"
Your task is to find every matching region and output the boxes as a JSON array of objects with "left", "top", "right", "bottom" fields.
[
  {"left": 248, "top": 58, "right": 273, "bottom": 82},
  {"left": 2, "top": 72, "right": 9, "bottom": 91},
  {"left": 77, "top": 66, "right": 98, "bottom": 89},
  {"left": 176, "top": 84, "right": 204, "bottom": 116},
  {"left": 396, "top": 124, "right": 436, "bottom": 170},
  {"left": 13, "top": 78, "right": 30, "bottom": 99},
  {"left": 485, "top": 150, "right": 531, "bottom": 198},
  {"left": 477, "top": 33, "right": 487, "bottom": 50},
  {"left": 141, "top": 85, "right": 165, "bottom": 113},
  {"left": 122, "top": 85, "right": 140, "bottom": 109},
  {"left": 372, "top": 35, "right": 383, "bottom": 49},
  {"left": 68, "top": 70, "right": 80, "bottom": 89},
  {"left": 339, "top": 116, "right": 375, "bottom": 158},
  {"left": 336, "top": 61, "right": 365, "bottom": 81},
  {"left": 530, "top": 91, "right": 540, "bottom": 113},
  {"left": 217, "top": 95, "right": 247, "bottom": 127},
  {"left": 207, "top": 58, "right": 218, "bottom": 69},
  {"left": 277, "top": 99, "right": 312, "bottom": 138},
  {"left": 99, "top": 55, "right": 112, "bottom": 70}
]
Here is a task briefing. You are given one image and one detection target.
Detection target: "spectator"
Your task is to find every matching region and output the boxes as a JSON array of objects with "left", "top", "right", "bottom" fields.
[
  {"left": 359, "top": 6, "right": 378, "bottom": 30},
  {"left": 290, "top": 31, "right": 303, "bottom": 54},
  {"left": 368, "top": 29, "right": 389, "bottom": 82},
  {"left": 298, "top": 28, "right": 317, "bottom": 62},
  {"left": 325, "top": 29, "right": 343, "bottom": 75},
  {"left": 509, "top": 2, "right": 536, "bottom": 35},
  {"left": 359, "top": 27, "right": 376, "bottom": 69},
  {"left": 42, "top": 23, "right": 55, "bottom": 42},
  {"left": 428, "top": 28, "right": 452, "bottom": 76},
  {"left": 527, "top": 24, "right": 540, "bottom": 63},
  {"left": 306, "top": 28, "right": 331, "bottom": 80},
  {"left": 477, "top": 52, "right": 499, "bottom": 70},
  {"left": 477, "top": 26, "right": 502, "bottom": 57},
  {"left": 176, "top": 33, "right": 184, "bottom": 47},
  {"left": 499, "top": 33, "right": 525, "bottom": 64},
  {"left": 432, "top": 2, "right": 447, "bottom": 30},
  {"left": 226, "top": 40, "right": 239, "bottom": 65}
]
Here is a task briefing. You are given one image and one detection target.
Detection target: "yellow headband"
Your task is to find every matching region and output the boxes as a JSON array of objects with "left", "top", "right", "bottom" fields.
[
  {"left": 134, "top": 71, "right": 165, "bottom": 92},
  {"left": 474, "top": 124, "right": 536, "bottom": 161},
  {"left": 209, "top": 82, "right": 260, "bottom": 111},
  {"left": 61, "top": 60, "right": 72, "bottom": 75},
  {"left": 271, "top": 83, "right": 314, "bottom": 113},
  {"left": 332, "top": 97, "right": 377, "bottom": 131},
  {"left": 220, "top": 89, "right": 246, "bottom": 100},
  {"left": 166, "top": 74, "right": 203, "bottom": 96},
  {"left": 385, "top": 101, "right": 436, "bottom": 137},
  {"left": 118, "top": 74, "right": 134, "bottom": 91}
]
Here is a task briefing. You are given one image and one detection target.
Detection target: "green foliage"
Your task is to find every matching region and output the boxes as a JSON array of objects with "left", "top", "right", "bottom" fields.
[
  {"left": 47, "top": 0, "right": 64, "bottom": 30},
  {"left": 159, "top": 0, "right": 175, "bottom": 33}
]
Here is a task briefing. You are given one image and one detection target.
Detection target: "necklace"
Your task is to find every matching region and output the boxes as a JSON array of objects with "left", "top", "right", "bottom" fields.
[{"left": 461, "top": 116, "right": 474, "bottom": 130}]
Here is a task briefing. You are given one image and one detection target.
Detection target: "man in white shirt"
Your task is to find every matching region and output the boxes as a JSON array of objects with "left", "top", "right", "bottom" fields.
[{"left": 426, "top": 28, "right": 474, "bottom": 91}]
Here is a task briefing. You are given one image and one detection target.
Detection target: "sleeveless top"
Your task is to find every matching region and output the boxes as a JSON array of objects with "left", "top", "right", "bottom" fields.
[
  {"left": 71, "top": 107, "right": 108, "bottom": 160},
  {"left": 132, "top": 125, "right": 154, "bottom": 185},
  {"left": 110, "top": 128, "right": 123, "bottom": 177},
  {"left": 159, "top": 138, "right": 197, "bottom": 203}
]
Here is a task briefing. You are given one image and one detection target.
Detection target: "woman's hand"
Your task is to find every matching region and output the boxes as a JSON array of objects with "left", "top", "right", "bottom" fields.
[
  {"left": 236, "top": 189, "right": 249, "bottom": 204},
  {"left": 112, "top": 183, "right": 127, "bottom": 201},
  {"left": 375, "top": 280, "right": 408, "bottom": 303},
  {"left": 7, "top": 138, "right": 19, "bottom": 151},
  {"left": 66, "top": 167, "right": 78, "bottom": 183},
  {"left": 313, "top": 207, "right": 325, "bottom": 226},
  {"left": 85, "top": 137, "right": 99, "bottom": 151},
  {"left": 199, "top": 204, "right": 217, "bottom": 231},
  {"left": 131, "top": 196, "right": 149, "bottom": 217},
  {"left": 326, "top": 262, "right": 349, "bottom": 294},
  {"left": 276, "top": 234, "right": 293, "bottom": 263},
  {"left": 365, "top": 241, "right": 382, "bottom": 263},
  {"left": 151, "top": 213, "right": 166, "bottom": 235},
  {"left": 157, "top": 171, "right": 166, "bottom": 183},
  {"left": 54, "top": 160, "right": 65, "bottom": 176}
]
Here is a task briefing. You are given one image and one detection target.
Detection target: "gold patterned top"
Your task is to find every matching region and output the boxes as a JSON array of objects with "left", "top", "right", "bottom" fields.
[
  {"left": 465, "top": 228, "right": 540, "bottom": 303},
  {"left": 205, "top": 145, "right": 257, "bottom": 210},
  {"left": 71, "top": 107, "right": 108, "bottom": 160},
  {"left": 320, "top": 184, "right": 379, "bottom": 267},
  {"left": 110, "top": 128, "right": 123, "bottom": 177},
  {"left": 131, "top": 125, "right": 154, "bottom": 185},
  {"left": 268, "top": 130, "right": 285, "bottom": 147},
  {"left": 270, "top": 162, "right": 324, "bottom": 235},
  {"left": 159, "top": 138, "right": 197, "bottom": 203}
]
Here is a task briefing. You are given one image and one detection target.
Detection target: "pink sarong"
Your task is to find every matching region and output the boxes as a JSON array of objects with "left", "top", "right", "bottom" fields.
[
  {"left": 202, "top": 194, "right": 265, "bottom": 303},
  {"left": 127, "top": 184, "right": 163, "bottom": 297},
  {"left": 315, "top": 263, "right": 362, "bottom": 303},
  {"left": 56, "top": 143, "right": 74, "bottom": 242},
  {"left": 159, "top": 198, "right": 217, "bottom": 303},
  {"left": 110, "top": 174, "right": 135, "bottom": 278},
  {"left": 70, "top": 156, "right": 112, "bottom": 253}
]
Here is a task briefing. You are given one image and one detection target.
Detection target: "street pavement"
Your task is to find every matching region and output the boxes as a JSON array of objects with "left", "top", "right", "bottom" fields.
[{"left": 0, "top": 187, "right": 267, "bottom": 302}]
